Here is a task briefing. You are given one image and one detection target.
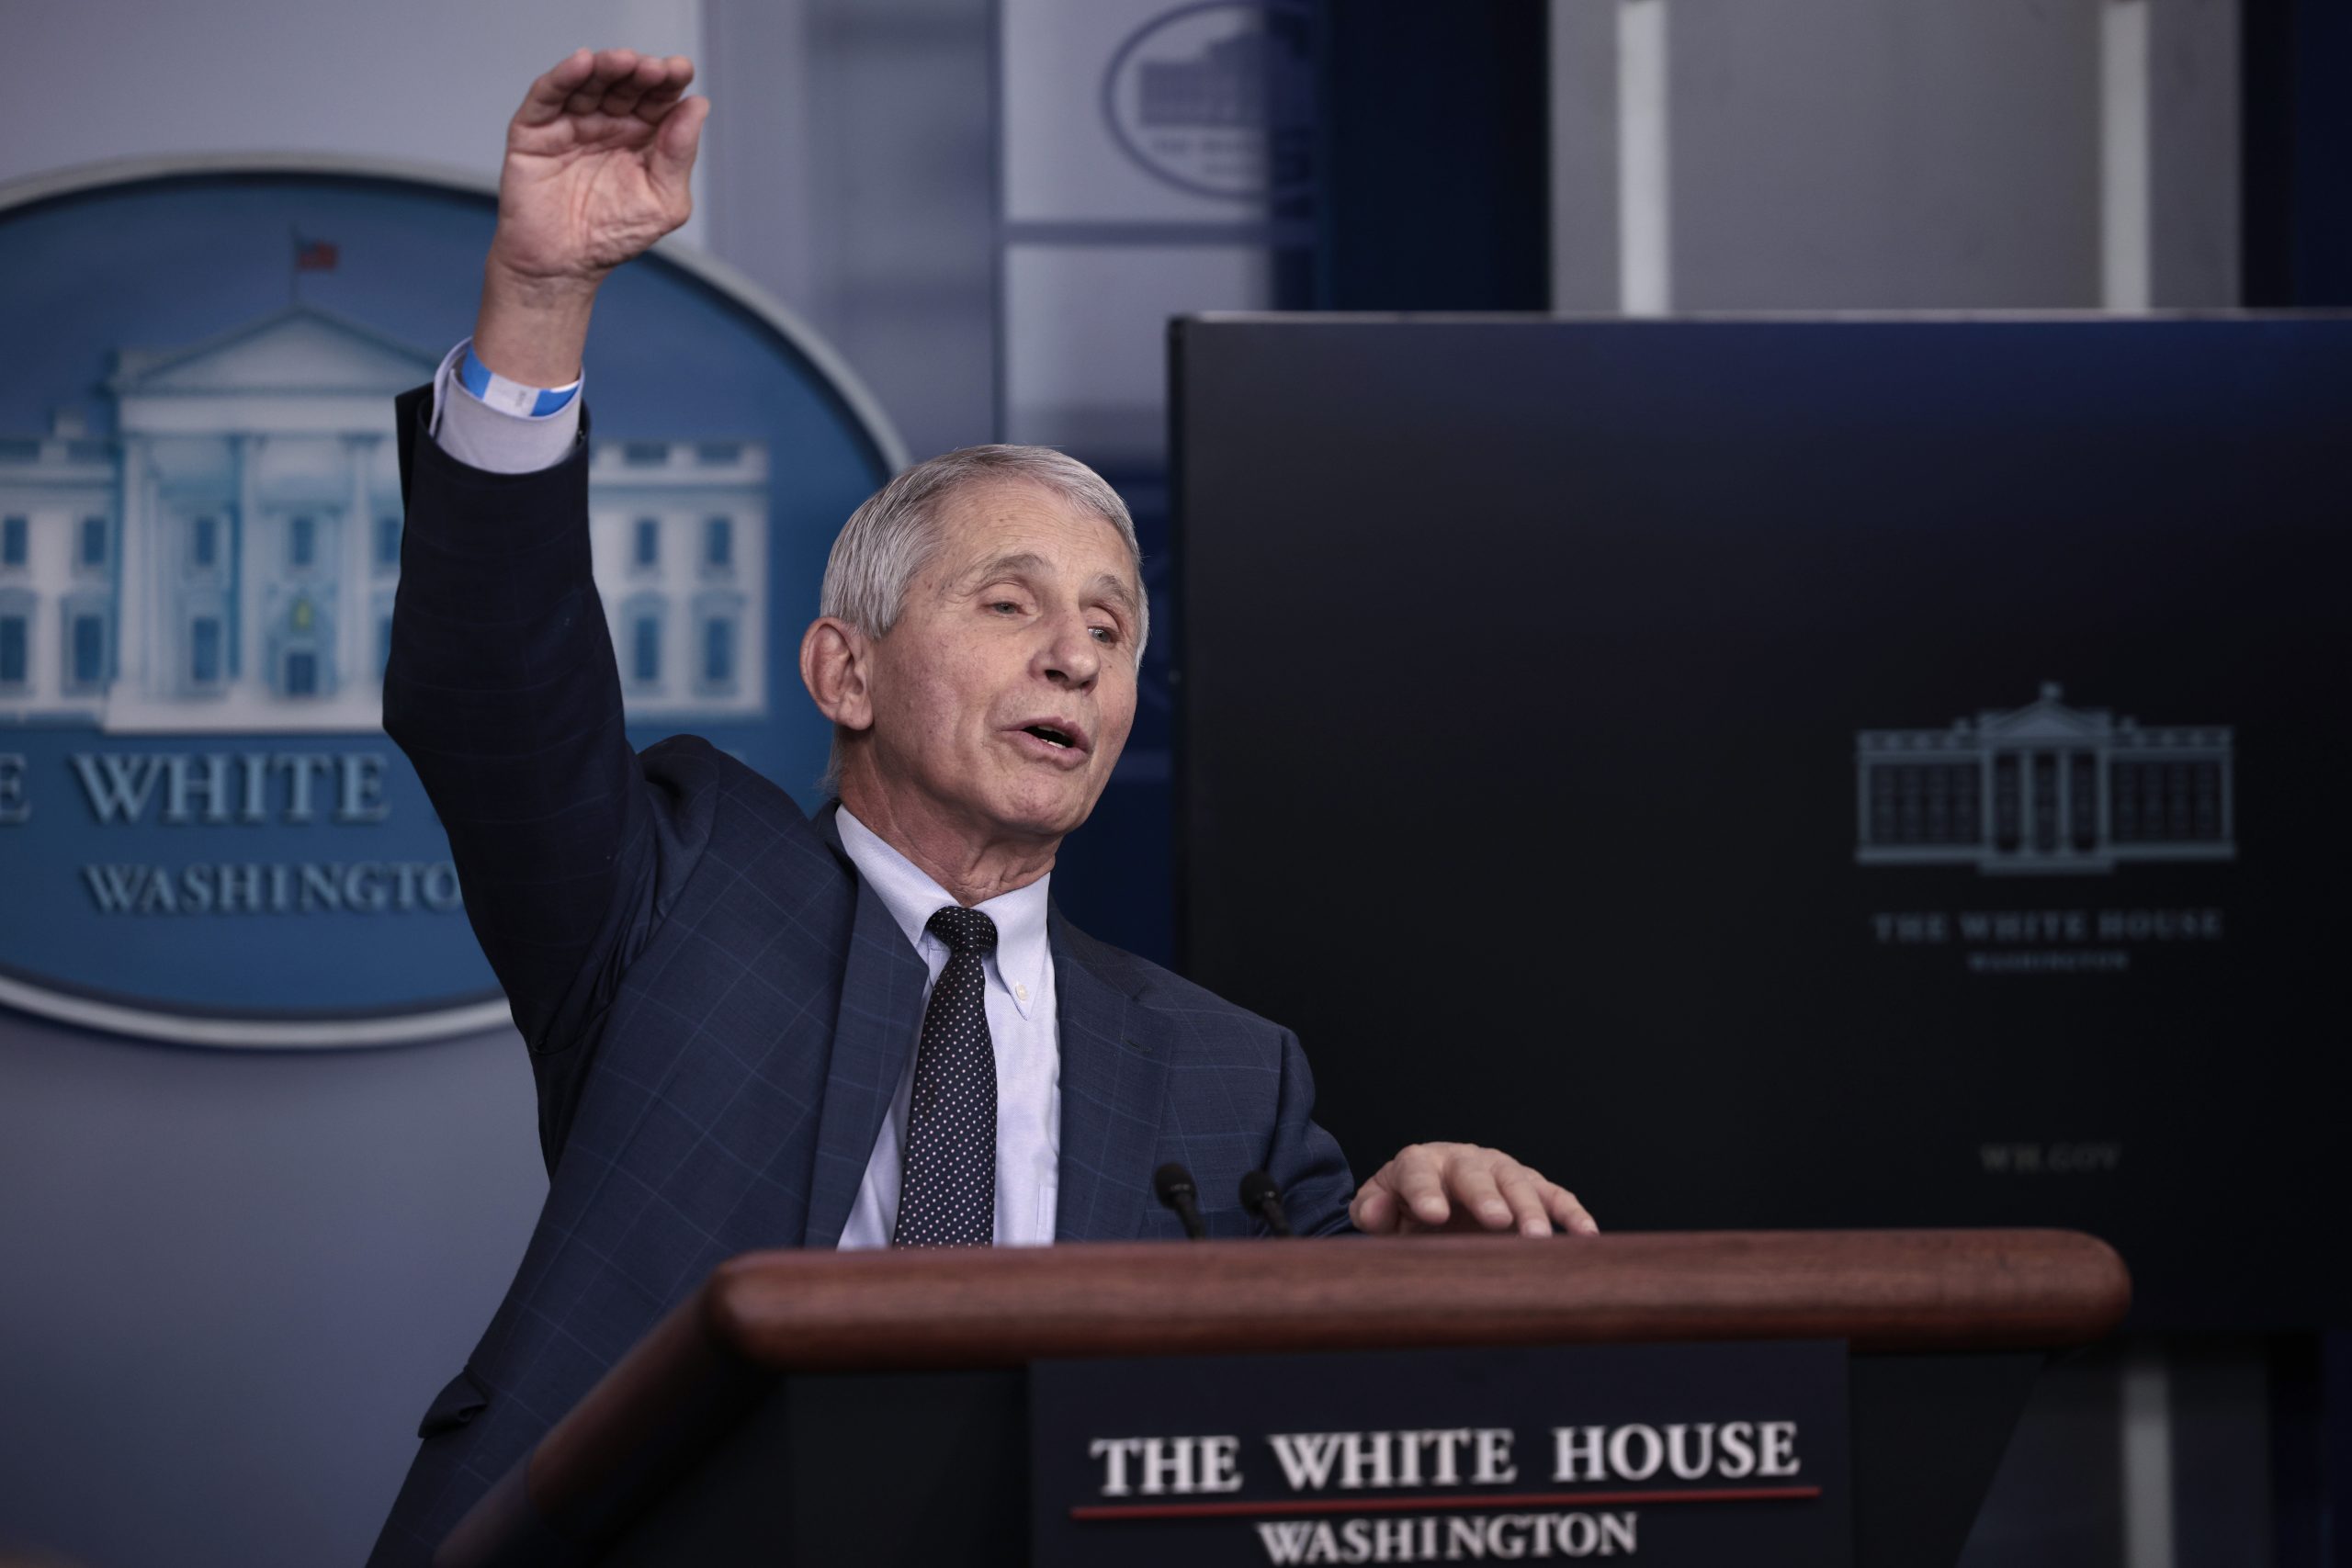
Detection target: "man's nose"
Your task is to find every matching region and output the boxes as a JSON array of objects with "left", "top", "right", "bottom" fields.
[{"left": 1038, "top": 610, "right": 1101, "bottom": 687}]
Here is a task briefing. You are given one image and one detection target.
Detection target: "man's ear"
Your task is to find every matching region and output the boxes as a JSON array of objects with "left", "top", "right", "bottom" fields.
[{"left": 799, "top": 617, "right": 874, "bottom": 732}]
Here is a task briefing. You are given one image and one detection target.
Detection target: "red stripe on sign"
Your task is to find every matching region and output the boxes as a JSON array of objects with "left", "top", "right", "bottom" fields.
[{"left": 1072, "top": 1485, "right": 1823, "bottom": 1521}]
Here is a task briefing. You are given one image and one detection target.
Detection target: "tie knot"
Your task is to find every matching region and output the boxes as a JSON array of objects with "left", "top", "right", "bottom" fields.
[{"left": 926, "top": 905, "right": 999, "bottom": 956}]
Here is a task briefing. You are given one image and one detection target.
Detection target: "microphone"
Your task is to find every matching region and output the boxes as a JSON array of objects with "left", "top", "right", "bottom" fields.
[
  {"left": 1238, "top": 1169, "right": 1294, "bottom": 1236},
  {"left": 1153, "top": 1162, "right": 1208, "bottom": 1240}
]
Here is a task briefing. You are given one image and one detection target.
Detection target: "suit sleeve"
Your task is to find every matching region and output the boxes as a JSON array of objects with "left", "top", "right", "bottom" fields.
[
  {"left": 382, "top": 384, "right": 696, "bottom": 1153},
  {"left": 1264, "top": 1030, "right": 1359, "bottom": 1237}
]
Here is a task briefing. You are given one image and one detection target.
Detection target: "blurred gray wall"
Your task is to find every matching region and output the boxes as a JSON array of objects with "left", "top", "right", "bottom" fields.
[
  {"left": 701, "top": 0, "right": 1000, "bottom": 463},
  {"left": 1549, "top": 0, "right": 2237, "bottom": 312},
  {"left": 0, "top": 0, "right": 708, "bottom": 244},
  {"left": 0, "top": 1024, "right": 547, "bottom": 1568}
]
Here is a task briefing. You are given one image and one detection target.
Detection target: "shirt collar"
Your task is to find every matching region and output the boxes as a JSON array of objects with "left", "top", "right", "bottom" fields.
[{"left": 834, "top": 807, "right": 1051, "bottom": 1020}]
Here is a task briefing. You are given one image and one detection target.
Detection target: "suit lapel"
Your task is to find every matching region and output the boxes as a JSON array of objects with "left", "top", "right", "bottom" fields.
[
  {"left": 1051, "top": 913, "right": 1171, "bottom": 1241},
  {"left": 801, "top": 811, "right": 929, "bottom": 1250}
]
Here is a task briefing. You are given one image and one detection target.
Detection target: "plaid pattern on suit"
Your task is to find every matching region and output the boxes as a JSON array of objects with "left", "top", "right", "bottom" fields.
[{"left": 363, "top": 389, "right": 1357, "bottom": 1566}]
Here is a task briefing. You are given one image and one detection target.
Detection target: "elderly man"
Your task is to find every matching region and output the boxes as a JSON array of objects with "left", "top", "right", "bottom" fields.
[{"left": 368, "top": 48, "right": 1591, "bottom": 1566}]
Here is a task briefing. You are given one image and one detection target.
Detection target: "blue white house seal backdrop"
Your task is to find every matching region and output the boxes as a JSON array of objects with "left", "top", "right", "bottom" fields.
[{"left": 0, "top": 162, "right": 901, "bottom": 1046}]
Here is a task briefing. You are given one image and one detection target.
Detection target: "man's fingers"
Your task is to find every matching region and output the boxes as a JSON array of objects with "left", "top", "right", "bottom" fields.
[
  {"left": 633, "top": 54, "right": 699, "bottom": 120},
  {"left": 560, "top": 50, "right": 627, "bottom": 116},
  {"left": 1357, "top": 1144, "right": 1593, "bottom": 1240},
  {"left": 598, "top": 51, "right": 672, "bottom": 118},
  {"left": 517, "top": 49, "right": 598, "bottom": 126},
  {"left": 650, "top": 95, "right": 710, "bottom": 192},
  {"left": 1497, "top": 1171, "right": 1555, "bottom": 1236},
  {"left": 561, "top": 51, "right": 634, "bottom": 116},
  {"left": 1445, "top": 1160, "right": 1513, "bottom": 1231},
  {"left": 517, "top": 50, "right": 698, "bottom": 141},
  {"left": 1545, "top": 1186, "right": 1599, "bottom": 1235},
  {"left": 592, "top": 48, "right": 646, "bottom": 88},
  {"left": 562, "top": 49, "right": 643, "bottom": 116},
  {"left": 1391, "top": 1155, "right": 1453, "bottom": 1227},
  {"left": 632, "top": 80, "right": 687, "bottom": 122}
]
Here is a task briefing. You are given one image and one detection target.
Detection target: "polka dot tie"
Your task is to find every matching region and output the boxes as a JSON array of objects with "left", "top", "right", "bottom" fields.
[{"left": 891, "top": 906, "right": 1000, "bottom": 1247}]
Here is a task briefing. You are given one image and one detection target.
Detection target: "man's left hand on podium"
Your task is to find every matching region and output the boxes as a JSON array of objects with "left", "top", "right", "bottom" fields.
[{"left": 1348, "top": 1144, "right": 1598, "bottom": 1237}]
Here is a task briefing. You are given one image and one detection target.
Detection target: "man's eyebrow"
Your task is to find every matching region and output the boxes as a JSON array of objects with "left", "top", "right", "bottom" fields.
[
  {"left": 1088, "top": 571, "right": 1143, "bottom": 621},
  {"left": 957, "top": 553, "right": 1143, "bottom": 618},
  {"left": 957, "top": 551, "right": 1053, "bottom": 590}
]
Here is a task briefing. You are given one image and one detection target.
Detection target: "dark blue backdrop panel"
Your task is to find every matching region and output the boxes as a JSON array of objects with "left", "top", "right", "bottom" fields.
[
  {"left": 1311, "top": 0, "right": 1551, "bottom": 311},
  {"left": 1173, "top": 314, "right": 2350, "bottom": 1331},
  {"left": 2243, "top": 0, "right": 2352, "bottom": 306}
]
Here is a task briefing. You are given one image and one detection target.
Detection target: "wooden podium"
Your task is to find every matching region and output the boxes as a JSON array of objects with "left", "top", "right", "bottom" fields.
[{"left": 436, "top": 1228, "right": 2128, "bottom": 1568}]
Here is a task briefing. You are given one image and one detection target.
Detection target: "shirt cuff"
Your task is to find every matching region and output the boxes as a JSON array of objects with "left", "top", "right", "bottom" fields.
[{"left": 427, "top": 339, "right": 584, "bottom": 475}]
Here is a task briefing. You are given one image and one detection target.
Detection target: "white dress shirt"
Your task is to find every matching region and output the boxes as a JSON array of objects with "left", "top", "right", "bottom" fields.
[
  {"left": 425, "top": 346, "right": 1065, "bottom": 1247},
  {"left": 831, "top": 808, "right": 1061, "bottom": 1247}
]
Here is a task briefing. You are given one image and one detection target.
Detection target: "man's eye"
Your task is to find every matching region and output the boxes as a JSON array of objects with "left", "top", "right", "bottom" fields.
[
  {"left": 1089, "top": 625, "right": 1119, "bottom": 644},
  {"left": 989, "top": 600, "right": 1022, "bottom": 615}
]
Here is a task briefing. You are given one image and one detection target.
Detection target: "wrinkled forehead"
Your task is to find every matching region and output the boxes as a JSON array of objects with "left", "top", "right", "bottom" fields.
[{"left": 927, "top": 477, "right": 1138, "bottom": 588}]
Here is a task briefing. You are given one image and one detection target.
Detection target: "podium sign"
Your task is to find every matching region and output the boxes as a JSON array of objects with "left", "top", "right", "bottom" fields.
[{"left": 1031, "top": 1341, "right": 1851, "bottom": 1567}]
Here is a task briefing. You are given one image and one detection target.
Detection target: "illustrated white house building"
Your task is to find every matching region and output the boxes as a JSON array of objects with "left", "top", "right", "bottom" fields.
[
  {"left": 1854, "top": 682, "right": 2235, "bottom": 874},
  {"left": 0, "top": 304, "right": 769, "bottom": 733},
  {"left": 1141, "top": 29, "right": 1298, "bottom": 130}
]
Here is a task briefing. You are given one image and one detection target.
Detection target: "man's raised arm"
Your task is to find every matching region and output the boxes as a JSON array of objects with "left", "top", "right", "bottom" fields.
[{"left": 383, "top": 51, "right": 710, "bottom": 1074}]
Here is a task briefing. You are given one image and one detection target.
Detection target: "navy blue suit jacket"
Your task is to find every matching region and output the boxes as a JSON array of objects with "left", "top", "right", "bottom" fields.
[{"left": 365, "top": 388, "right": 1357, "bottom": 1565}]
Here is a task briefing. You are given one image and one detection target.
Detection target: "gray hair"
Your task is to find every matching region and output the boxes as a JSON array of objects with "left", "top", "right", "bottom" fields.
[{"left": 817, "top": 444, "right": 1148, "bottom": 795}]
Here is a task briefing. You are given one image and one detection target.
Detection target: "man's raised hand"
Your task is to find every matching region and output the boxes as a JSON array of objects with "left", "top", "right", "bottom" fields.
[
  {"left": 494, "top": 49, "right": 705, "bottom": 286},
  {"left": 1348, "top": 1143, "right": 1598, "bottom": 1238},
  {"left": 474, "top": 49, "right": 708, "bottom": 387}
]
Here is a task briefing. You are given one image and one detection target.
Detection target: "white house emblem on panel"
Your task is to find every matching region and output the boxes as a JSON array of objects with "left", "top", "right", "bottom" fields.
[
  {"left": 1103, "top": 2, "right": 1315, "bottom": 200},
  {"left": 0, "top": 305, "right": 770, "bottom": 734},
  {"left": 1853, "top": 683, "right": 2235, "bottom": 875}
]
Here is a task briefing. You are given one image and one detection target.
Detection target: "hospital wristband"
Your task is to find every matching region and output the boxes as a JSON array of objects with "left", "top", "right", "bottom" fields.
[{"left": 457, "top": 343, "right": 582, "bottom": 419}]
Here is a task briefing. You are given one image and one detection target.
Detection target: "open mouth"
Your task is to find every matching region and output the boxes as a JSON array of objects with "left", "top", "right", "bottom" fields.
[{"left": 1023, "top": 724, "right": 1079, "bottom": 750}]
